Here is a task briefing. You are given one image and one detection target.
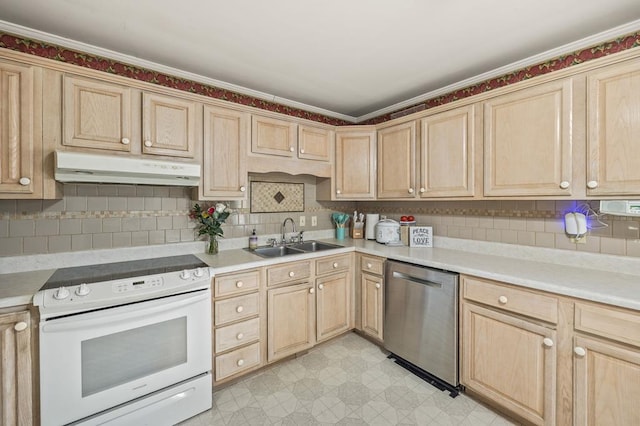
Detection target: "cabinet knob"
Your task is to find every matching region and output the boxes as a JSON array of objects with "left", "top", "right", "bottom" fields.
[
  {"left": 309, "top": 288, "right": 314, "bottom": 294},
  {"left": 236, "top": 281, "right": 243, "bottom": 288},
  {"left": 367, "top": 263, "right": 372, "bottom": 269},
  {"left": 498, "top": 295, "right": 508, "bottom": 304},
  {"left": 419, "top": 188, "right": 426, "bottom": 193},
  {"left": 144, "top": 140, "right": 153, "bottom": 147},
  {"left": 121, "top": 137, "right": 130, "bottom": 145},
  {"left": 333, "top": 262, "right": 338, "bottom": 268},
  {"left": 318, "top": 284, "right": 324, "bottom": 290},
  {"left": 288, "top": 271, "right": 295, "bottom": 278},
  {"left": 14, "top": 322, "right": 27, "bottom": 332},
  {"left": 587, "top": 180, "right": 598, "bottom": 189},
  {"left": 336, "top": 189, "right": 342, "bottom": 195},
  {"left": 236, "top": 333, "right": 244, "bottom": 340},
  {"left": 559, "top": 181, "right": 570, "bottom": 189},
  {"left": 240, "top": 186, "right": 246, "bottom": 192},
  {"left": 18, "top": 177, "right": 31, "bottom": 186},
  {"left": 375, "top": 283, "right": 381, "bottom": 289},
  {"left": 574, "top": 346, "right": 586, "bottom": 357},
  {"left": 236, "top": 306, "right": 244, "bottom": 313},
  {"left": 289, "top": 146, "right": 294, "bottom": 152},
  {"left": 542, "top": 338, "right": 554, "bottom": 347},
  {"left": 300, "top": 149, "right": 305, "bottom": 154},
  {"left": 408, "top": 188, "right": 414, "bottom": 194},
  {"left": 237, "top": 359, "right": 245, "bottom": 367}
]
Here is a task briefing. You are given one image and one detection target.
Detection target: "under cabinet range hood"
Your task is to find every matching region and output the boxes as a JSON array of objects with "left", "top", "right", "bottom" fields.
[{"left": 55, "top": 151, "right": 200, "bottom": 186}]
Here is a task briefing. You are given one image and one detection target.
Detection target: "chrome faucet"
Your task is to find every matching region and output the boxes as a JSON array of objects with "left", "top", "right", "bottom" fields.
[{"left": 281, "top": 217, "right": 296, "bottom": 244}]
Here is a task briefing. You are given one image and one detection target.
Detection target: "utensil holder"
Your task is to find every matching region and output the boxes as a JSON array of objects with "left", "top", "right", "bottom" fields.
[{"left": 336, "top": 227, "right": 346, "bottom": 240}]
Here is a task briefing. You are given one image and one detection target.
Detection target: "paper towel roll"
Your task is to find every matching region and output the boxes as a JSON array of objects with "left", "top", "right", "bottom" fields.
[{"left": 365, "top": 214, "right": 380, "bottom": 240}]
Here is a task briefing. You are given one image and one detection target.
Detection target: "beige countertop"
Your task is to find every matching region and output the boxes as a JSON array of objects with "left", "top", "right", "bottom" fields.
[{"left": 1, "top": 237, "right": 639, "bottom": 311}]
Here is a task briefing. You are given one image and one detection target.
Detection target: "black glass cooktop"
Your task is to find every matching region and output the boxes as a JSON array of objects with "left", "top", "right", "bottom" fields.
[{"left": 41, "top": 254, "right": 208, "bottom": 290}]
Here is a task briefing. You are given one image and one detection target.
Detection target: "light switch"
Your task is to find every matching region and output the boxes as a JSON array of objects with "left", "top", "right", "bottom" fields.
[{"left": 299, "top": 216, "right": 306, "bottom": 227}]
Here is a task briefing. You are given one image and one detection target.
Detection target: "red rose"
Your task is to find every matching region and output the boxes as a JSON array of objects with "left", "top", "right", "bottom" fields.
[{"left": 207, "top": 207, "right": 215, "bottom": 215}]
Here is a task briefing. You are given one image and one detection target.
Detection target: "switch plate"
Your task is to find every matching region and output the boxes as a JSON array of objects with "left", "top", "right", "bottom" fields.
[
  {"left": 299, "top": 216, "right": 305, "bottom": 227},
  {"left": 311, "top": 216, "right": 317, "bottom": 227}
]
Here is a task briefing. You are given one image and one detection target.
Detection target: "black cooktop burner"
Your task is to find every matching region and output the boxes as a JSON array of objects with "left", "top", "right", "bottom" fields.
[{"left": 41, "top": 254, "right": 208, "bottom": 290}]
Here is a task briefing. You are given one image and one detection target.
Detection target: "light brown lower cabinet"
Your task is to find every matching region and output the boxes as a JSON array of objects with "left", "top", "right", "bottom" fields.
[
  {"left": 316, "top": 271, "right": 351, "bottom": 343},
  {"left": 0, "top": 310, "right": 33, "bottom": 426},
  {"left": 361, "top": 272, "right": 384, "bottom": 341}
]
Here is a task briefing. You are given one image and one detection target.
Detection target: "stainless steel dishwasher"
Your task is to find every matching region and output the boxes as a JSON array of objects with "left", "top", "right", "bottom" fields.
[{"left": 384, "top": 260, "right": 459, "bottom": 394}]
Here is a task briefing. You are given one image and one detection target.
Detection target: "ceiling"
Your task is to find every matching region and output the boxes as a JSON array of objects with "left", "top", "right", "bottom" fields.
[{"left": 1, "top": 1, "right": 640, "bottom": 121}]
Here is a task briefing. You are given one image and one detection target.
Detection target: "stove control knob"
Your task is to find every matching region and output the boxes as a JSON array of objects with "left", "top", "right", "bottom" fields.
[
  {"left": 180, "top": 270, "right": 191, "bottom": 280},
  {"left": 76, "top": 283, "right": 91, "bottom": 296},
  {"left": 53, "top": 287, "right": 70, "bottom": 300},
  {"left": 194, "top": 268, "right": 204, "bottom": 278}
]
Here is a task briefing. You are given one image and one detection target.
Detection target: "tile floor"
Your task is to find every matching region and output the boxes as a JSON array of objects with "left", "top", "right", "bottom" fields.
[{"left": 180, "top": 332, "right": 519, "bottom": 425}]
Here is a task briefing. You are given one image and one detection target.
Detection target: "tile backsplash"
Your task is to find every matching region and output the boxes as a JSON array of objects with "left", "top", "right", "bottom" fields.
[{"left": 1, "top": 182, "right": 638, "bottom": 258}]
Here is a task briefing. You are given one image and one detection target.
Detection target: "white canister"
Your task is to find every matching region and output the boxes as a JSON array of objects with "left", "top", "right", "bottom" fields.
[
  {"left": 365, "top": 214, "right": 380, "bottom": 240},
  {"left": 375, "top": 219, "right": 401, "bottom": 244}
]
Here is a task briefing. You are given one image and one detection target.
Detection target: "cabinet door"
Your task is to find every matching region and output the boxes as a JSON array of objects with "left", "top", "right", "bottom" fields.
[
  {"left": 377, "top": 121, "right": 416, "bottom": 198},
  {"left": 267, "top": 283, "right": 315, "bottom": 362},
  {"left": 361, "top": 273, "right": 383, "bottom": 341},
  {"left": 142, "top": 92, "right": 197, "bottom": 158},
  {"left": 251, "top": 115, "right": 297, "bottom": 157},
  {"left": 334, "top": 130, "right": 376, "bottom": 199},
  {"left": 201, "top": 105, "right": 249, "bottom": 199},
  {"left": 0, "top": 311, "right": 33, "bottom": 426},
  {"left": 63, "top": 75, "right": 132, "bottom": 152},
  {"left": 574, "top": 336, "right": 640, "bottom": 426},
  {"left": 419, "top": 105, "right": 476, "bottom": 198},
  {"left": 0, "top": 60, "right": 39, "bottom": 197},
  {"left": 587, "top": 59, "right": 640, "bottom": 195},
  {"left": 316, "top": 272, "right": 351, "bottom": 342},
  {"left": 484, "top": 79, "right": 573, "bottom": 197},
  {"left": 462, "top": 302, "right": 556, "bottom": 426},
  {"left": 298, "top": 125, "right": 332, "bottom": 162}
]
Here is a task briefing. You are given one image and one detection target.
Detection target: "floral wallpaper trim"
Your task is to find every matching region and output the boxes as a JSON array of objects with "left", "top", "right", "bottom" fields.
[
  {"left": 0, "top": 32, "right": 350, "bottom": 126},
  {"left": 361, "top": 30, "right": 640, "bottom": 124},
  {"left": 1, "top": 30, "right": 639, "bottom": 126}
]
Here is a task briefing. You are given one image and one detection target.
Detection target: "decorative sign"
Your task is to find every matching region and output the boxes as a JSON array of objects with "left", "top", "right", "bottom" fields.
[{"left": 409, "top": 226, "right": 433, "bottom": 247}]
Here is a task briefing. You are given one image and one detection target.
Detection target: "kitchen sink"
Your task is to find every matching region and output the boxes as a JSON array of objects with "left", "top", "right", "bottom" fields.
[{"left": 247, "top": 240, "right": 342, "bottom": 258}]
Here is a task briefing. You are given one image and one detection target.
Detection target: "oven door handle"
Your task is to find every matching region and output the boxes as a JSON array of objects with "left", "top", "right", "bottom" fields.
[{"left": 40, "top": 290, "right": 210, "bottom": 333}]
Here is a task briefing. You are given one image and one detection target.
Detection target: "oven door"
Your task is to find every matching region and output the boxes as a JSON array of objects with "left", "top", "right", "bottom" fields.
[{"left": 39, "top": 289, "right": 211, "bottom": 426}]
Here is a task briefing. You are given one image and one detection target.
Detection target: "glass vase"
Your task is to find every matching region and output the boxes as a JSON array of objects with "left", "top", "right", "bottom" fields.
[{"left": 207, "top": 236, "right": 219, "bottom": 255}]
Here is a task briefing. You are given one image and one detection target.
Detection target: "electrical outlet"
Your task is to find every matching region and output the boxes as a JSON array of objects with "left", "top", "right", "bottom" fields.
[
  {"left": 311, "top": 216, "right": 317, "bottom": 227},
  {"left": 299, "top": 216, "right": 306, "bottom": 227}
]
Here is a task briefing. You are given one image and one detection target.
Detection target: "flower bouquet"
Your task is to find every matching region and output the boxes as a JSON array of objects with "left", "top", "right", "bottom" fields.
[{"left": 189, "top": 203, "right": 230, "bottom": 254}]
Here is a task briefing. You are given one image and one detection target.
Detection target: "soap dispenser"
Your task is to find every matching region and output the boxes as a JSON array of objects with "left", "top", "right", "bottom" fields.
[{"left": 249, "top": 229, "right": 258, "bottom": 250}]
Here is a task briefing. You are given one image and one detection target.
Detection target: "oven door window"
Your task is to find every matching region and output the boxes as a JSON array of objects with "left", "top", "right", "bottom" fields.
[{"left": 81, "top": 317, "right": 187, "bottom": 396}]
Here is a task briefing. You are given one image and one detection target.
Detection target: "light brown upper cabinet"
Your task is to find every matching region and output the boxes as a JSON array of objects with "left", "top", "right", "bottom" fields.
[
  {"left": 251, "top": 115, "right": 297, "bottom": 157},
  {"left": 142, "top": 92, "right": 198, "bottom": 158},
  {"left": 200, "top": 105, "right": 249, "bottom": 200},
  {"left": 0, "top": 59, "right": 43, "bottom": 199},
  {"left": 298, "top": 125, "right": 332, "bottom": 162},
  {"left": 587, "top": 57, "right": 640, "bottom": 196},
  {"left": 333, "top": 129, "right": 376, "bottom": 199},
  {"left": 63, "top": 75, "right": 133, "bottom": 152},
  {"left": 419, "top": 104, "right": 479, "bottom": 198},
  {"left": 483, "top": 78, "right": 574, "bottom": 197},
  {"left": 377, "top": 121, "right": 417, "bottom": 198}
]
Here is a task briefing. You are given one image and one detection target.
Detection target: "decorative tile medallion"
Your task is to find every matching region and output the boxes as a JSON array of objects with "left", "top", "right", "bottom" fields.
[{"left": 250, "top": 182, "right": 304, "bottom": 213}]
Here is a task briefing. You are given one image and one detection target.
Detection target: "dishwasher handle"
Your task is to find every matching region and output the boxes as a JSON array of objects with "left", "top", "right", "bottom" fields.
[{"left": 392, "top": 271, "right": 442, "bottom": 288}]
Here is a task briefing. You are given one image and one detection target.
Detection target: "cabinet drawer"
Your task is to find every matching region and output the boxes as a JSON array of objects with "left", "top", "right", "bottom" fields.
[
  {"left": 215, "top": 317, "right": 260, "bottom": 354},
  {"left": 462, "top": 276, "right": 558, "bottom": 324},
  {"left": 316, "top": 254, "right": 351, "bottom": 276},
  {"left": 215, "top": 270, "right": 259, "bottom": 297},
  {"left": 575, "top": 302, "right": 640, "bottom": 348},
  {"left": 267, "top": 261, "right": 311, "bottom": 286},
  {"left": 214, "top": 292, "right": 259, "bottom": 326},
  {"left": 215, "top": 342, "right": 261, "bottom": 381},
  {"left": 360, "top": 255, "right": 384, "bottom": 276}
]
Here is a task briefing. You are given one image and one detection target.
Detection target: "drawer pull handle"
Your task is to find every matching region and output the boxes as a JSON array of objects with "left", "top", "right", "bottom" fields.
[
  {"left": 236, "top": 281, "right": 244, "bottom": 288},
  {"left": 289, "top": 271, "right": 295, "bottom": 277},
  {"left": 309, "top": 288, "right": 314, "bottom": 294},
  {"left": 14, "top": 322, "right": 27, "bottom": 332},
  {"left": 559, "top": 181, "right": 570, "bottom": 189},
  {"left": 574, "top": 347, "right": 586, "bottom": 357},
  {"left": 289, "top": 146, "right": 295, "bottom": 152},
  {"left": 19, "top": 177, "right": 31, "bottom": 186},
  {"left": 236, "top": 333, "right": 244, "bottom": 340},
  {"left": 586, "top": 180, "right": 598, "bottom": 189},
  {"left": 333, "top": 262, "right": 338, "bottom": 268},
  {"left": 121, "top": 137, "right": 130, "bottom": 145},
  {"left": 336, "top": 189, "right": 342, "bottom": 194},
  {"left": 236, "top": 306, "right": 244, "bottom": 313},
  {"left": 419, "top": 187, "right": 425, "bottom": 193},
  {"left": 542, "top": 338, "right": 554, "bottom": 347},
  {"left": 144, "top": 140, "right": 153, "bottom": 147},
  {"left": 318, "top": 284, "right": 324, "bottom": 290},
  {"left": 375, "top": 283, "right": 381, "bottom": 289},
  {"left": 408, "top": 188, "right": 414, "bottom": 194},
  {"left": 300, "top": 149, "right": 305, "bottom": 154},
  {"left": 240, "top": 186, "right": 246, "bottom": 192},
  {"left": 498, "top": 296, "right": 508, "bottom": 304},
  {"left": 237, "top": 359, "right": 245, "bottom": 367},
  {"left": 367, "top": 263, "right": 372, "bottom": 269}
]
